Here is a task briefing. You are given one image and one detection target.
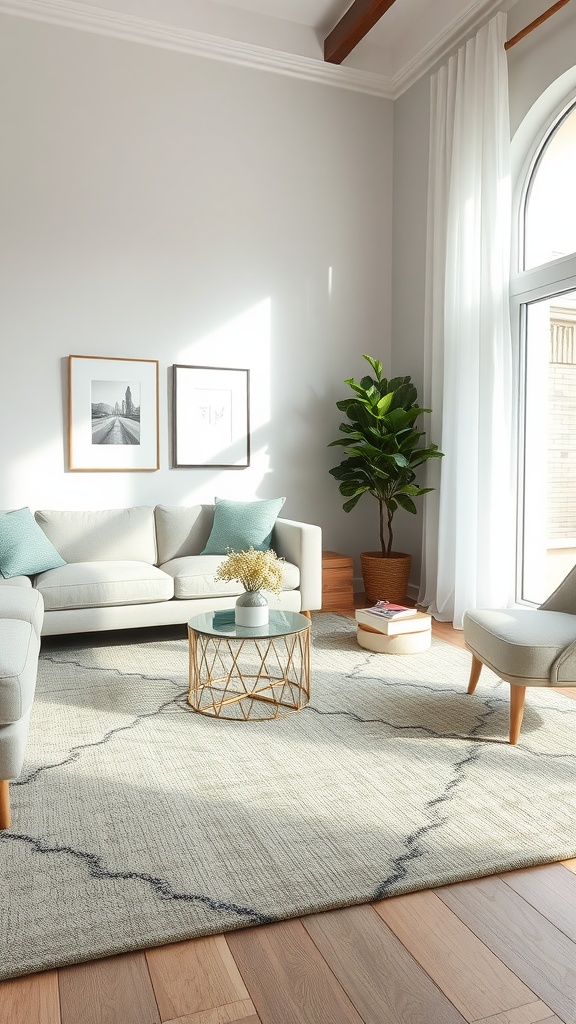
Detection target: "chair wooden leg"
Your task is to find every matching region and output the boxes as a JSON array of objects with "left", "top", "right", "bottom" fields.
[
  {"left": 0, "top": 780, "right": 10, "bottom": 830},
  {"left": 467, "top": 654, "right": 483, "bottom": 694},
  {"left": 509, "top": 685, "right": 527, "bottom": 745},
  {"left": 301, "top": 610, "right": 312, "bottom": 619}
]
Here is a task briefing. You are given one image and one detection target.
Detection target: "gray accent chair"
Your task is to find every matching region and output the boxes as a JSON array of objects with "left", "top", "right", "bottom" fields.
[
  {"left": 0, "top": 587, "right": 44, "bottom": 828},
  {"left": 463, "top": 566, "right": 576, "bottom": 743}
]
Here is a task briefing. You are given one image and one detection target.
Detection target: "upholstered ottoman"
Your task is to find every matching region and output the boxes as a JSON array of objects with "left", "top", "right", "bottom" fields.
[{"left": 0, "top": 587, "right": 44, "bottom": 829}]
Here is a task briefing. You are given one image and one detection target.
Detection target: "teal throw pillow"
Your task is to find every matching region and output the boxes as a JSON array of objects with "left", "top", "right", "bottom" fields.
[
  {"left": 0, "top": 507, "right": 66, "bottom": 579},
  {"left": 201, "top": 497, "right": 286, "bottom": 554}
]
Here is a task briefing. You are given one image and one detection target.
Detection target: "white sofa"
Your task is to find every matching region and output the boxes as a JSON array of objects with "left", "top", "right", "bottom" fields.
[
  {"left": 1, "top": 505, "right": 322, "bottom": 637},
  {"left": 0, "top": 587, "right": 44, "bottom": 829}
]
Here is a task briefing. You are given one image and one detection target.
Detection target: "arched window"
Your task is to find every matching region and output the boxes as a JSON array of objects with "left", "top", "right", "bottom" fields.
[
  {"left": 512, "top": 95, "right": 576, "bottom": 605},
  {"left": 524, "top": 103, "right": 576, "bottom": 269}
]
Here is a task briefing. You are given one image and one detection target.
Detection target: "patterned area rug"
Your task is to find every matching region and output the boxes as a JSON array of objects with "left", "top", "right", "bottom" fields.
[{"left": 2, "top": 613, "right": 576, "bottom": 980}]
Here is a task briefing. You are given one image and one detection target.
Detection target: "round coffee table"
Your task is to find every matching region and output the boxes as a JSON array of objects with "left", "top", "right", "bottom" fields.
[{"left": 187, "top": 610, "right": 311, "bottom": 720}]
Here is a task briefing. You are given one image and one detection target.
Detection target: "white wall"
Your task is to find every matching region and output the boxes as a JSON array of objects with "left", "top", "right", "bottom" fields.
[
  {"left": 0, "top": 14, "right": 393, "bottom": 569},
  {"left": 390, "top": 74, "right": 431, "bottom": 578},
  {"left": 390, "top": 0, "right": 576, "bottom": 589},
  {"left": 507, "top": 0, "right": 576, "bottom": 134}
]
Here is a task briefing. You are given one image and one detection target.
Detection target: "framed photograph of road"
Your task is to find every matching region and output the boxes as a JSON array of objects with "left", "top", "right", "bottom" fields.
[
  {"left": 68, "top": 355, "right": 159, "bottom": 471},
  {"left": 173, "top": 364, "right": 250, "bottom": 468}
]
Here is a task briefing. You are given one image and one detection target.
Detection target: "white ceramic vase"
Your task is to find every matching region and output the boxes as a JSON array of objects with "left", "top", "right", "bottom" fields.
[{"left": 235, "top": 590, "right": 269, "bottom": 627}]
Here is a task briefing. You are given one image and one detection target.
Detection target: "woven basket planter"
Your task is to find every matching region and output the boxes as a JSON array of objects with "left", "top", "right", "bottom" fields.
[{"left": 360, "top": 551, "right": 412, "bottom": 605}]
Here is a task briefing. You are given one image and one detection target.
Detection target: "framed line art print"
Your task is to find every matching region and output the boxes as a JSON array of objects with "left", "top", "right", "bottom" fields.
[
  {"left": 68, "top": 355, "right": 159, "bottom": 471},
  {"left": 173, "top": 364, "right": 250, "bottom": 468}
]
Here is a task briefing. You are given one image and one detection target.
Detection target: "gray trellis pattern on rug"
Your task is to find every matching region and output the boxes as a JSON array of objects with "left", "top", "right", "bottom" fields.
[{"left": 1, "top": 613, "right": 575, "bottom": 980}]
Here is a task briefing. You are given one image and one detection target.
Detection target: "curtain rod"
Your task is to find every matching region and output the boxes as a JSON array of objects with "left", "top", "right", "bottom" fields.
[{"left": 505, "top": 0, "right": 571, "bottom": 50}]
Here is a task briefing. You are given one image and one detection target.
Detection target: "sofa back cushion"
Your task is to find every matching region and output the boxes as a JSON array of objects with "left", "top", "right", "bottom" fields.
[
  {"left": 34, "top": 507, "right": 157, "bottom": 564},
  {"left": 155, "top": 505, "right": 214, "bottom": 563}
]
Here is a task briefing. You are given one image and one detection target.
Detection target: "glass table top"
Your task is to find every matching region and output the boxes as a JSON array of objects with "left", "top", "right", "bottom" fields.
[{"left": 188, "top": 609, "right": 311, "bottom": 639}]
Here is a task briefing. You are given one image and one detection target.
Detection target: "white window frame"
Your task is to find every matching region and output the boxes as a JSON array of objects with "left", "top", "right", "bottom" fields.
[{"left": 510, "top": 89, "right": 576, "bottom": 606}]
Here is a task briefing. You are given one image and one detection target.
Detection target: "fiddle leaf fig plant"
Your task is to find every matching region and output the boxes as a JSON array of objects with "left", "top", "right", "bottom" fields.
[{"left": 328, "top": 354, "right": 444, "bottom": 556}]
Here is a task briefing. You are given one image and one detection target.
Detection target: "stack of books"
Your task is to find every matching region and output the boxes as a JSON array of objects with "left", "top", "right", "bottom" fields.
[{"left": 355, "top": 601, "right": 432, "bottom": 654}]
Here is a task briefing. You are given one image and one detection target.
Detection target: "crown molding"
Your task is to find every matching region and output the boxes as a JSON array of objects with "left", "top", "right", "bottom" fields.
[
  {"left": 392, "top": 0, "right": 515, "bottom": 97},
  {"left": 0, "top": 0, "right": 394, "bottom": 97}
]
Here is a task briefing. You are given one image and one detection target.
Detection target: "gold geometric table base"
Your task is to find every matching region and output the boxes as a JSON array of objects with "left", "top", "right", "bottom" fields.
[{"left": 187, "top": 627, "right": 311, "bottom": 721}]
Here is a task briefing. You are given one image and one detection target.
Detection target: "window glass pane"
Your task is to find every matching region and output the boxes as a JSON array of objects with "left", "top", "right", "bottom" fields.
[
  {"left": 521, "top": 290, "right": 576, "bottom": 603},
  {"left": 524, "top": 105, "right": 576, "bottom": 269}
]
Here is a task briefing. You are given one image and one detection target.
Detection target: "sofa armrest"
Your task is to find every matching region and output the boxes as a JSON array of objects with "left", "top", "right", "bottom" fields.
[
  {"left": 0, "top": 588, "right": 44, "bottom": 638},
  {"left": 551, "top": 636, "right": 576, "bottom": 683},
  {"left": 272, "top": 518, "right": 322, "bottom": 612}
]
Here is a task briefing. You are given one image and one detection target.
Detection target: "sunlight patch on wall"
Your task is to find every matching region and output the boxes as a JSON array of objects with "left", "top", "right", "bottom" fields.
[{"left": 176, "top": 298, "right": 272, "bottom": 500}]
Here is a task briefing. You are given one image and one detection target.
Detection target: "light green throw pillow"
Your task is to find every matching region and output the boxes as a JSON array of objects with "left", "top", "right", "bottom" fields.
[
  {"left": 0, "top": 507, "right": 66, "bottom": 579},
  {"left": 201, "top": 497, "right": 286, "bottom": 554}
]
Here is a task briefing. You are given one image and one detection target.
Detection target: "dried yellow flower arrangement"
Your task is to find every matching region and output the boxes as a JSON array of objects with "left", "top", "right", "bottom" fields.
[{"left": 215, "top": 547, "right": 284, "bottom": 595}]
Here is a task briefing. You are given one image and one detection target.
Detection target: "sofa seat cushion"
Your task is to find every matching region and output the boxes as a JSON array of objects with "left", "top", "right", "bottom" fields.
[
  {"left": 0, "top": 619, "right": 40, "bottom": 723},
  {"left": 160, "top": 556, "right": 300, "bottom": 600},
  {"left": 35, "top": 562, "right": 174, "bottom": 611},
  {"left": 0, "top": 576, "right": 33, "bottom": 588}
]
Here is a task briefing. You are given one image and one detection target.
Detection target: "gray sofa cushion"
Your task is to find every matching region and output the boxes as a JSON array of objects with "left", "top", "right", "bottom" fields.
[
  {"left": 35, "top": 507, "right": 157, "bottom": 564},
  {"left": 35, "top": 562, "right": 174, "bottom": 611},
  {"left": 160, "top": 556, "right": 300, "bottom": 600},
  {"left": 154, "top": 505, "right": 214, "bottom": 563}
]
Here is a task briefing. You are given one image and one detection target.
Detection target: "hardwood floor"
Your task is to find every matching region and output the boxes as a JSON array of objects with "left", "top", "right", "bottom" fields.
[{"left": 2, "top": 609, "right": 576, "bottom": 1024}]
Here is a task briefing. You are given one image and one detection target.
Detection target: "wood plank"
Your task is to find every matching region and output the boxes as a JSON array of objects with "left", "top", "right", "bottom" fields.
[
  {"left": 0, "top": 971, "right": 60, "bottom": 1024},
  {"left": 303, "top": 903, "right": 467, "bottom": 1024},
  {"left": 324, "top": 0, "right": 399, "bottom": 64},
  {"left": 146, "top": 935, "right": 251, "bottom": 1023},
  {"left": 473, "top": 1005, "right": 558, "bottom": 1024},
  {"left": 437, "top": 876, "right": 576, "bottom": 1024},
  {"left": 432, "top": 619, "right": 467, "bottom": 648},
  {"left": 227, "top": 919, "right": 364, "bottom": 1024},
  {"left": 374, "top": 889, "right": 536, "bottom": 1021},
  {"left": 164, "top": 1002, "right": 258, "bottom": 1024},
  {"left": 501, "top": 863, "right": 576, "bottom": 942},
  {"left": 59, "top": 951, "right": 160, "bottom": 1024},
  {"left": 321, "top": 551, "right": 354, "bottom": 611},
  {"left": 322, "top": 551, "right": 354, "bottom": 568}
]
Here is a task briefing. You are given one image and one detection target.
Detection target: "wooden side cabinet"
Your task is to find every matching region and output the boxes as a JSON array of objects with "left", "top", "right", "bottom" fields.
[{"left": 321, "top": 550, "right": 354, "bottom": 611}]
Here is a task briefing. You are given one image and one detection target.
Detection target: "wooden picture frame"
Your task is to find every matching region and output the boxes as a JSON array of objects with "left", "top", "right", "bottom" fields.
[
  {"left": 68, "top": 355, "right": 159, "bottom": 471},
  {"left": 173, "top": 364, "right": 250, "bottom": 468}
]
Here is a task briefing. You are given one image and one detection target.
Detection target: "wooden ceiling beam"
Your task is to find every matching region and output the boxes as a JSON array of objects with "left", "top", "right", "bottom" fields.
[{"left": 324, "top": 0, "right": 399, "bottom": 65}]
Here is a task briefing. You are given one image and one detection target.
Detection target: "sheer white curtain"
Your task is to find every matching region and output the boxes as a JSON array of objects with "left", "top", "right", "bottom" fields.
[{"left": 419, "top": 12, "right": 515, "bottom": 628}]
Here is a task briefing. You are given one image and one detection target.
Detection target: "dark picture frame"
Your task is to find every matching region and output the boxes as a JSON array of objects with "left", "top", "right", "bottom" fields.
[{"left": 173, "top": 364, "right": 250, "bottom": 468}]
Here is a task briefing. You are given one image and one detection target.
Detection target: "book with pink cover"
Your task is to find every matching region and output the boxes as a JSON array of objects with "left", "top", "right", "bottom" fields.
[{"left": 365, "top": 601, "right": 416, "bottom": 620}]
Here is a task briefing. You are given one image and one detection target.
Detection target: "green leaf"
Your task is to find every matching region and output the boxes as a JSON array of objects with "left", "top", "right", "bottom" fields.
[
  {"left": 395, "top": 493, "right": 418, "bottom": 515},
  {"left": 362, "top": 354, "right": 382, "bottom": 379},
  {"left": 343, "top": 494, "right": 364, "bottom": 513},
  {"left": 376, "top": 392, "right": 393, "bottom": 415},
  {"left": 339, "top": 481, "right": 367, "bottom": 497}
]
